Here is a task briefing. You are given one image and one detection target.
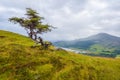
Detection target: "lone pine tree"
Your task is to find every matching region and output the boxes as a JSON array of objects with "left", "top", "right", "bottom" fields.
[{"left": 9, "top": 8, "right": 54, "bottom": 47}]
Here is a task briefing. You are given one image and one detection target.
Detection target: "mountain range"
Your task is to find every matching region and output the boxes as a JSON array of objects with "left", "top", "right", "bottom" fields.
[{"left": 54, "top": 33, "right": 120, "bottom": 57}]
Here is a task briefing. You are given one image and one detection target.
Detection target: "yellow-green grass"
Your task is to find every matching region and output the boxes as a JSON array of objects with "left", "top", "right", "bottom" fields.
[{"left": 0, "top": 30, "right": 120, "bottom": 80}]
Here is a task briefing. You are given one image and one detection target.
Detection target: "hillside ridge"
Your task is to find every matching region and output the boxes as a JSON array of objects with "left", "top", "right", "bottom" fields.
[
  {"left": 54, "top": 33, "right": 120, "bottom": 57},
  {"left": 1, "top": 30, "right": 120, "bottom": 80}
]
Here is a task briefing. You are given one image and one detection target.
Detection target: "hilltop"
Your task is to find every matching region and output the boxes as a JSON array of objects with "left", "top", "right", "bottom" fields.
[
  {"left": 0, "top": 30, "right": 120, "bottom": 80},
  {"left": 54, "top": 33, "right": 120, "bottom": 57}
]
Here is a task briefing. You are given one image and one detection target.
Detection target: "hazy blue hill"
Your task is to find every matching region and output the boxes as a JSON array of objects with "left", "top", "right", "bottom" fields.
[
  {"left": 1, "top": 30, "right": 120, "bottom": 80},
  {"left": 54, "top": 33, "right": 120, "bottom": 57},
  {"left": 84, "top": 33, "right": 120, "bottom": 47},
  {"left": 54, "top": 33, "right": 120, "bottom": 48}
]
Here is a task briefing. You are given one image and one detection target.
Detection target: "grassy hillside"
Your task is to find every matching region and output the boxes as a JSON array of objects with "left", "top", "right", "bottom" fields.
[{"left": 1, "top": 30, "right": 120, "bottom": 80}]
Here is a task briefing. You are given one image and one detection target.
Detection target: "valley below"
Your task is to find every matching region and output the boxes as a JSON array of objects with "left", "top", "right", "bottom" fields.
[{"left": 54, "top": 33, "right": 120, "bottom": 58}]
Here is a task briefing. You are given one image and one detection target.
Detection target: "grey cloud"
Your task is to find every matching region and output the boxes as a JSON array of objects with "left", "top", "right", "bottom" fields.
[{"left": 0, "top": 0, "right": 120, "bottom": 41}]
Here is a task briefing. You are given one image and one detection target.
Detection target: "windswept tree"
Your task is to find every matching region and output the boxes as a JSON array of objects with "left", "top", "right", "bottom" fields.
[{"left": 9, "top": 8, "right": 54, "bottom": 46}]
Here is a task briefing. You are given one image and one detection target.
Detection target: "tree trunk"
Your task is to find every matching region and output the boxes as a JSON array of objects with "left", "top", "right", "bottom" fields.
[{"left": 39, "top": 37, "right": 44, "bottom": 46}]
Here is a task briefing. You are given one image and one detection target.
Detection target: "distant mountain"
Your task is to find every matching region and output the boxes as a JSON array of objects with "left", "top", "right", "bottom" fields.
[{"left": 54, "top": 33, "right": 120, "bottom": 57}]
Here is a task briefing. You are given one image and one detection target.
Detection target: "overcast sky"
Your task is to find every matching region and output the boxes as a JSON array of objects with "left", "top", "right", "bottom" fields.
[{"left": 0, "top": 0, "right": 120, "bottom": 41}]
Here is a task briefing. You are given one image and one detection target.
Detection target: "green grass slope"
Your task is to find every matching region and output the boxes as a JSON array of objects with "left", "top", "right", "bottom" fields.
[{"left": 0, "top": 30, "right": 120, "bottom": 80}]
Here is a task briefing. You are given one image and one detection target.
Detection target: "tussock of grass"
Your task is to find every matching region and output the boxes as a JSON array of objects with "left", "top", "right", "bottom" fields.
[{"left": 0, "top": 30, "right": 120, "bottom": 80}]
